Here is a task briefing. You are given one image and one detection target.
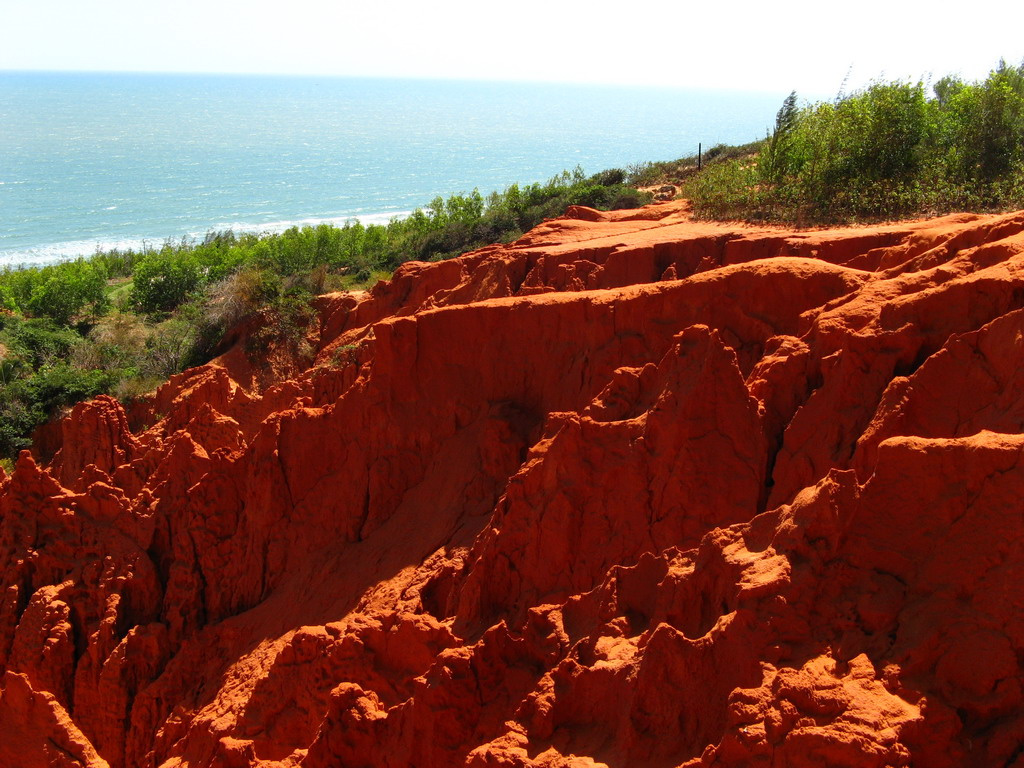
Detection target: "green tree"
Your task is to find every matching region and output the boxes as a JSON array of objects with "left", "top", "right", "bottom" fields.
[
  {"left": 761, "top": 90, "right": 799, "bottom": 185},
  {"left": 131, "top": 250, "right": 203, "bottom": 314}
]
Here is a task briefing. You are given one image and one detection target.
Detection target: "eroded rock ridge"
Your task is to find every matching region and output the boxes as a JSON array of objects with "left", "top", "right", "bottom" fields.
[{"left": 3, "top": 201, "right": 1024, "bottom": 767}]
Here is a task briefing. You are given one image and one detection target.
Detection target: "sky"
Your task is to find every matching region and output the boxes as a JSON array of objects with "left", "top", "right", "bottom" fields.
[{"left": 1, "top": 0, "right": 1021, "bottom": 95}]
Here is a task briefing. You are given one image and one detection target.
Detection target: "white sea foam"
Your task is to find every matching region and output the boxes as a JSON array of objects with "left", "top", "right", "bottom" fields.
[
  {"left": 0, "top": 210, "right": 414, "bottom": 270},
  {"left": 197, "top": 210, "right": 411, "bottom": 238},
  {"left": 0, "top": 236, "right": 157, "bottom": 269}
]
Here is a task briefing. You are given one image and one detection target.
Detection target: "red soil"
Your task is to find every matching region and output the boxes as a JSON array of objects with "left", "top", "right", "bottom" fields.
[{"left": 4, "top": 200, "right": 1024, "bottom": 767}]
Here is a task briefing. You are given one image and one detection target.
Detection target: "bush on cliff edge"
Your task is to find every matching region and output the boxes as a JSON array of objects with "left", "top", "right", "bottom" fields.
[{"left": 685, "top": 59, "right": 1024, "bottom": 224}]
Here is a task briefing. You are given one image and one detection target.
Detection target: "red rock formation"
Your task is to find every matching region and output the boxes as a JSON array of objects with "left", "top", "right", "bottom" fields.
[{"left": 4, "top": 200, "right": 1024, "bottom": 767}]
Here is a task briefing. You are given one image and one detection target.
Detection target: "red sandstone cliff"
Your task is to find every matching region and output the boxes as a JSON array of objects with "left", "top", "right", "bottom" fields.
[{"left": 4, "top": 200, "right": 1024, "bottom": 767}]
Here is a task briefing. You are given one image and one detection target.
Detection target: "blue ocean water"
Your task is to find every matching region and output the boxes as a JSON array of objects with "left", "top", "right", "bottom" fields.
[{"left": 0, "top": 72, "right": 786, "bottom": 267}]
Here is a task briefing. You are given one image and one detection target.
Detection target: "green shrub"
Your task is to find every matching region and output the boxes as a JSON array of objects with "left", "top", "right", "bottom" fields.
[
  {"left": 144, "top": 315, "right": 203, "bottom": 378},
  {"left": 4, "top": 316, "right": 81, "bottom": 368},
  {"left": 0, "top": 364, "right": 117, "bottom": 457},
  {"left": 0, "top": 283, "right": 15, "bottom": 312},
  {"left": 687, "top": 59, "right": 1024, "bottom": 224},
  {"left": 0, "top": 398, "right": 34, "bottom": 457},
  {"left": 130, "top": 250, "right": 204, "bottom": 314},
  {"left": 27, "top": 264, "right": 108, "bottom": 325},
  {"left": 684, "top": 158, "right": 762, "bottom": 220},
  {"left": 0, "top": 259, "right": 108, "bottom": 325}
]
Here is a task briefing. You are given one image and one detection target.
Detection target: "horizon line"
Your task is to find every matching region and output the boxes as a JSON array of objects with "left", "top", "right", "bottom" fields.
[{"left": 0, "top": 67, "right": 799, "bottom": 97}]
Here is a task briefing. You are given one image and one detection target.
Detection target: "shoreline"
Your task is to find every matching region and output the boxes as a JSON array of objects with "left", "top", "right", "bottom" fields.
[{"left": 0, "top": 208, "right": 414, "bottom": 270}]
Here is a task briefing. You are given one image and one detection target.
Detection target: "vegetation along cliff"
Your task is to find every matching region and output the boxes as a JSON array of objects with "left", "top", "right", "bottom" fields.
[{"left": 4, "top": 196, "right": 1024, "bottom": 766}]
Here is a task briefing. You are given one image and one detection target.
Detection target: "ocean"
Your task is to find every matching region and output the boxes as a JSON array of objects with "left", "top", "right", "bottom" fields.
[{"left": 0, "top": 72, "right": 786, "bottom": 268}]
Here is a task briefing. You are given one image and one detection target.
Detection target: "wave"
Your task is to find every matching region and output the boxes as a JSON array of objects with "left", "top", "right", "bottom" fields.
[
  {"left": 0, "top": 210, "right": 414, "bottom": 269},
  {"left": 0, "top": 236, "right": 157, "bottom": 269},
  {"left": 199, "top": 210, "right": 411, "bottom": 237}
]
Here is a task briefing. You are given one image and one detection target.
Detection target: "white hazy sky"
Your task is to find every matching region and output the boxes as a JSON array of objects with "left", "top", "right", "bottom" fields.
[{"left": 1, "top": 0, "right": 1021, "bottom": 95}]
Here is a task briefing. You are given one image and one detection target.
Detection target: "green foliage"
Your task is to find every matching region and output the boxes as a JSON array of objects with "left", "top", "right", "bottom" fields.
[
  {"left": 2, "top": 316, "right": 82, "bottom": 368},
  {"left": 686, "top": 60, "right": 1024, "bottom": 224},
  {"left": 0, "top": 399, "right": 34, "bottom": 457},
  {"left": 761, "top": 91, "right": 798, "bottom": 185},
  {"left": 248, "top": 290, "right": 316, "bottom": 362},
  {"left": 0, "top": 363, "right": 117, "bottom": 457},
  {"left": 0, "top": 283, "right": 16, "bottom": 312},
  {"left": 1, "top": 258, "right": 108, "bottom": 325},
  {"left": 624, "top": 141, "right": 764, "bottom": 189},
  {"left": 683, "top": 159, "right": 762, "bottom": 220},
  {"left": 130, "top": 249, "right": 204, "bottom": 314},
  {"left": 150, "top": 314, "right": 206, "bottom": 377},
  {"left": 938, "top": 60, "right": 1024, "bottom": 191}
]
